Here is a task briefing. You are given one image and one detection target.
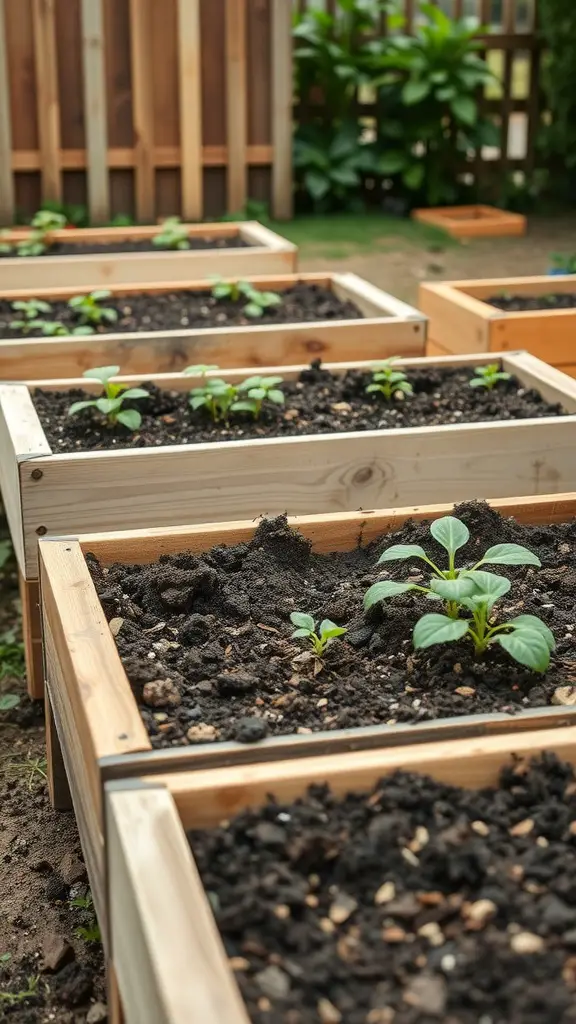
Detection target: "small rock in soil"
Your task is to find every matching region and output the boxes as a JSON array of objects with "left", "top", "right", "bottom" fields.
[
  {"left": 42, "top": 932, "right": 75, "bottom": 972},
  {"left": 255, "top": 964, "right": 291, "bottom": 999},
  {"left": 52, "top": 962, "right": 93, "bottom": 1006},
  {"left": 59, "top": 851, "right": 88, "bottom": 885},
  {"left": 86, "top": 1001, "right": 108, "bottom": 1023},
  {"left": 403, "top": 973, "right": 447, "bottom": 1016},
  {"left": 510, "top": 931, "right": 545, "bottom": 954},
  {"left": 233, "top": 716, "right": 270, "bottom": 743},
  {"left": 45, "top": 872, "right": 69, "bottom": 901}
]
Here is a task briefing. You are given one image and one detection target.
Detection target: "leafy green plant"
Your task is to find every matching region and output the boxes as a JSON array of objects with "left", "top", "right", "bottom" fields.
[
  {"left": 153, "top": 216, "right": 190, "bottom": 251},
  {"left": 9, "top": 299, "right": 52, "bottom": 333},
  {"left": 364, "top": 515, "right": 553, "bottom": 672},
  {"left": 31, "top": 320, "right": 94, "bottom": 338},
  {"left": 0, "top": 694, "right": 20, "bottom": 712},
  {"left": 69, "top": 892, "right": 101, "bottom": 944},
  {"left": 232, "top": 376, "right": 285, "bottom": 418},
  {"left": 0, "top": 629, "right": 25, "bottom": 681},
  {"left": 294, "top": 122, "right": 379, "bottom": 210},
  {"left": 183, "top": 364, "right": 219, "bottom": 379},
  {"left": 2, "top": 755, "right": 47, "bottom": 789},
  {"left": 0, "top": 975, "right": 40, "bottom": 1005},
  {"left": 219, "top": 198, "right": 270, "bottom": 223},
  {"left": 366, "top": 358, "right": 413, "bottom": 401},
  {"left": 30, "top": 210, "right": 67, "bottom": 233},
  {"left": 469, "top": 363, "right": 512, "bottom": 390},
  {"left": 68, "top": 366, "right": 149, "bottom": 431},
  {"left": 550, "top": 252, "right": 576, "bottom": 274},
  {"left": 68, "top": 290, "right": 118, "bottom": 327},
  {"left": 538, "top": 0, "right": 576, "bottom": 202},
  {"left": 10, "top": 209, "right": 69, "bottom": 258},
  {"left": 189, "top": 378, "right": 239, "bottom": 422},
  {"left": 211, "top": 277, "right": 282, "bottom": 318},
  {"left": 187, "top": 370, "right": 284, "bottom": 422},
  {"left": 290, "top": 612, "right": 347, "bottom": 657}
]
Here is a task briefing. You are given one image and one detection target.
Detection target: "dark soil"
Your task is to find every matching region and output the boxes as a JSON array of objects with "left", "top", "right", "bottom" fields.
[
  {"left": 0, "top": 283, "right": 361, "bottom": 340},
  {"left": 87, "top": 501, "right": 576, "bottom": 749},
  {"left": 189, "top": 753, "right": 576, "bottom": 1023},
  {"left": 34, "top": 364, "right": 565, "bottom": 455},
  {"left": 0, "top": 233, "right": 250, "bottom": 258},
  {"left": 489, "top": 292, "right": 576, "bottom": 312}
]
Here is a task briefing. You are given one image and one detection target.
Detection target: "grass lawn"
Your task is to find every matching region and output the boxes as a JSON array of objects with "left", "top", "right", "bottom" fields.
[{"left": 268, "top": 213, "right": 455, "bottom": 260}]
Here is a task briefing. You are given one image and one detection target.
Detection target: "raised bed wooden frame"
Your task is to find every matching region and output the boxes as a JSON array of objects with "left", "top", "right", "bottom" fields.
[
  {"left": 40, "top": 493, "right": 576, "bottom": 937},
  {"left": 0, "top": 222, "right": 297, "bottom": 289},
  {"left": 0, "top": 272, "right": 426, "bottom": 379},
  {"left": 420, "top": 275, "right": 576, "bottom": 377},
  {"left": 105, "top": 724, "right": 576, "bottom": 1023},
  {"left": 412, "top": 205, "right": 526, "bottom": 239},
  {"left": 4, "top": 351, "right": 576, "bottom": 697}
]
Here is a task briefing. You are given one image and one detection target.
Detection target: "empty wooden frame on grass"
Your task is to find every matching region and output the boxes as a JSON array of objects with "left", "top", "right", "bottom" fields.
[
  {"left": 104, "top": 724, "right": 576, "bottom": 1023},
  {"left": 0, "top": 272, "right": 426, "bottom": 379},
  {"left": 421, "top": 275, "right": 576, "bottom": 377},
  {"left": 39, "top": 493, "right": 576, "bottom": 937},
  {"left": 0, "top": 222, "right": 297, "bottom": 288},
  {"left": 412, "top": 205, "right": 526, "bottom": 239},
  {"left": 4, "top": 351, "right": 576, "bottom": 698}
]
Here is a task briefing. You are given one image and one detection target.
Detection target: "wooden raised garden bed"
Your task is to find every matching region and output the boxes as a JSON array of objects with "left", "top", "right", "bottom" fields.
[
  {"left": 0, "top": 272, "right": 426, "bottom": 379},
  {"left": 40, "top": 493, "right": 576, "bottom": 933},
  {"left": 0, "top": 222, "right": 297, "bottom": 288},
  {"left": 105, "top": 725, "right": 576, "bottom": 1022},
  {"left": 412, "top": 205, "right": 526, "bottom": 239},
  {"left": 4, "top": 351, "right": 576, "bottom": 697},
  {"left": 420, "top": 274, "right": 576, "bottom": 377}
]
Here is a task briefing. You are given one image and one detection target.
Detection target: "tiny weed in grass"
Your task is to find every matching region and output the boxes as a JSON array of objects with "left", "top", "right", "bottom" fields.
[
  {"left": 1, "top": 755, "right": 47, "bottom": 789},
  {"left": 364, "top": 515, "right": 552, "bottom": 672},
  {"left": 366, "top": 358, "right": 413, "bottom": 401},
  {"left": 68, "top": 290, "right": 118, "bottom": 328},
  {"left": 290, "top": 612, "right": 347, "bottom": 657},
  {"left": 153, "top": 216, "right": 190, "bottom": 251},
  {"left": 210, "top": 277, "right": 282, "bottom": 318},
  {"left": 469, "top": 363, "right": 512, "bottom": 390},
  {"left": 68, "top": 366, "right": 149, "bottom": 431}
]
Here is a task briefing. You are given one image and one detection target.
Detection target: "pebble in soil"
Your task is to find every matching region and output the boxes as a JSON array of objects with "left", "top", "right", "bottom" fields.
[
  {"left": 34, "top": 362, "right": 565, "bottom": 454},
  {"left": 86, "top": 500, "right": 576, "bottom": 749},
  {"left": 0, "top": 232, "right": 251, "bottom": 259},
  {"left": 488, "top": 292, "right": 576, "bottom": 312},
  {"left": 187, "top": 753, "right": 576, "bottom": 1024},
  {"left": 1, "top": 283, "right": 360, "bottom": 340}
]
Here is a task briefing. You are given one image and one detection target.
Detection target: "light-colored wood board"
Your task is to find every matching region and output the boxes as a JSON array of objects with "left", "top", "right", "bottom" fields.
[
  {"left": 0, "top": 383, "right": 50, "bottom": 574},
  {"left": 240, "top": 221, "right": 296, "bottom": 256},
  {"left": 176, "top": 0, "right": 202, "bottom": 221},
  {"left": 413, "top": 206, "right": 526, "bottom": 238},
  {"left": 504, "top": 352, "right": 576, "bottom": 411},
  {"left": 107, "top": 787, "right": 249, "bottom": 1024},
  {"left": 225, "top": 0, "right": 247, "bottom": 213},
  {"left": 1, "top": 223, "right": 247, "bottom": 244},
  {"left": 128, "top": 0, "right": 155, "bottom": 223},
  {"left": 45, "top": 690, "right": 72, "bottom": 810},
  {"left": 19, "top": 574, "right": 43, "bottom": 699},
  {"left": 426, "top": 337, "right": 452, "bottom": 357},
  {"left": 21, "top": 418, "right": 576, "bottom": 577},
  {"left": 418, "top": 283, "right": 492, "bottom": 354},
  {"left": 80, "top": 0, "right": 110, "bottom": 224},
  {"left": 31, "top": 0, "right": 61, "bottom": 201},
  {"left": 107, "top": 964, "right": 124, "bottom": 1024},
  {"left": 457, "top": 275, "right": 576, "bottom": 299},
  {"left": 11, "top": 143, "right": 274, "bottom": 172},
  {"left": 0, "top": 0, "right": 15, "bottom": 223},
  {"left": 491, "top": 309, "right": 576, "bottom": 362},
  {"left": 333, "top": 273, "right": 425, "bottom": 322},
  {"left": 270, "top": 0, "right": 293, "bottom": 220}
]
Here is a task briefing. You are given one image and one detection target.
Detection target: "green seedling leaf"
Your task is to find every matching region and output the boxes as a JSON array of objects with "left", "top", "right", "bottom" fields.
[
  {"left": 184, "top": 364, "right": 219, "bottom": 376},
  {"left": 68, "top": 400, "right": 96, "bottom": 416},
  {"left": 268, "top": 390, "right": 285, "bottom": 405},
  {"left": 83, "top": 365, "right": 119, "bottom": 383},
  {"left": 377, "top": 544, "right": 427, "bottom": 564},
  {"left": 319, "top": 619, "right": 346, "bottom": 639},
  {"left": 364, "top": 581, "right": 419, "bottom": 609},
  {"left": 290, "top": 612, "right": 315, "bottom": 631},
  {"left": 120, "top": 388, "right": 149, "bottom": 400},
  {"left": 429, "top": 576, "right": 476, "bottom": 601},
  {"left": 495, "top": 629, "right": 551, "bottom": 673},
  {"left": 96, "top": 397, "right": 124, "bottom": 416},
  {"left": 116, "top": 409, "right": 142, "bottom": 431},
  {"left": 291, "top": 628, "right": 313, "bottom": 639},
  {"left": 506, "top": 615, "right": 555, "bottom": 651},
  {"left": 430, "top": 516, "right": 470, "bottom": 556},
  {"left": 0, "top": 695, "right": 20, "bottom": 711},
  {"left": 477, "top": 543, "right": 541, "bottom": 567},
  {"left": 244, "top": 302, "right": 264, "bottom": 318},
  {"left": 413, "top": 613, "right": 469, "bottom": 650}
]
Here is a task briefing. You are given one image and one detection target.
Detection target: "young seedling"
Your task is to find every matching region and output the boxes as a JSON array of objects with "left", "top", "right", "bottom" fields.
[
  {"left": 233, "top": 375, "right": 285, "bottom": 419},
  {"left": 31, "top": 320, "right": 94, "bottom": 337},
  {"left": 68, "top": 366, "right": 149, "bottom": 431},
  {"left": 470, "top": 363, "right": 512, "bottom": 390},
  {"left": 183, "top": 364, "right": 219, "bottom": 379},
  {"left": 366, "top": 358, "right": 413, "bottom": 401},
  {"left": 364, "top": 515, "right": 553, "bottom": 672},
  {"left": 69, "top": 892, "right": 101, "bottom": 944},
  {"left": 188, "top": 373, "right": 285, "bottom": 422},
  {"left": 189, "top": 377, "right": 239, "bottom": 422},
  {"left": 211, "top": 277, "right": 282, "bottom": 318},
  {"left": 9, "top": 299, "right": 52, "bottom": 334},
  {"left": 290, "top": 612, "right": 347, "bottom": 657},
  {"left": 12, "top": 209, "right": 68, "bottom": 258},
  {"left": 30, "top": 209, "right": 67, "bottom": 232},
  {"left": 0, "top": 975, "right": 40, "bottom": 1005},
  {"left": 68, "top": 290, "right": 118, "bottom": 327},
  {"left": 153, "top": 216, "right": 190, "bottom": 250}
]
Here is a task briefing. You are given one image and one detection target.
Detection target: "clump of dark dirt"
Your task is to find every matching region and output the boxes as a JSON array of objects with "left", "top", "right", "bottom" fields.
[
  {"left": 34, "top": 363, "right": 565, "bottom": 454},
  {"left": 0, "top": 283, "right": 361, "bottom": 340},
  {"left": 87, "top": 501, "right": 576, "bottom": 749},
  {"left": 489, "top": 292, "right": 576, "bottom": 312},
  {"left": 0, "top": 232, "right": 250, "bottom": 259},
  {"left": 188, "top": 753, "right": 576, "bottom": 1024}
]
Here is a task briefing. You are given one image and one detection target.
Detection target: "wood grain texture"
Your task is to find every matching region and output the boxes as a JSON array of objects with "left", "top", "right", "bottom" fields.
[
  {"left": 418, "top": 283, "right": 492, "bottom": 354},
  {"left": 271, "top": 0, "right": 292, "bottom": 220},
  {"left": 31, "top": 0, "right": 61, "bottom": 200},
  {"left": 19, "top": 574, "right": 43, "bottom": 699},
  {"left": 0, "top": 383, "right": 50, "bottom": 574},
  {"left": 128, "top": 0, "right": 154, "bottom": 222},
  {"left": 0, "top": 0, "right": 14, "bottom": 222},
  {"left": 45, "top": 689, "right": 72, "bottom": 810},
  {"left": 177, "top": 0, "right": 202, "bottom": 221},
  {"left": 106, "top": 786, "right": 249, "bottom": 1024},
  {"left": 504, "top": 352, "right": 576, "bottom": 411},
  {"left": 81, "top": 0, "right": 110, "bottom": 223},
  {"left": 225, "top": 0, "right": 247, "bottom": 212}
]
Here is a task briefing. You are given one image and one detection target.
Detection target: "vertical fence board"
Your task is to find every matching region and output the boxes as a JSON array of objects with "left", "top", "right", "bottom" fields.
[
  {"left": 177, "top": 0, "right": 202, "bottom": 220},
  {"left": 0, "top": 0, "right": 14, "bottom": 222},
  {"left": 32, "top": 0, "right": 61, "bottom": 201},
  {"left": 271, "top": 0, "right": 293, "bottom": 219},
  {"left": 128, "top": 0, "right": 154, "bottom": 222},
  {"left": 81, "top": 0, "right": 109, "bottom": 223},
  {"left": 225, "top": 0, "right": 248, "bottom": 213}
]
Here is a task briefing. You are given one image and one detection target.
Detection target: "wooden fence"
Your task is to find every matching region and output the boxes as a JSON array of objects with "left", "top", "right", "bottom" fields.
[{"left": 0, "top": 0, "right": 293, "bottom": 226}]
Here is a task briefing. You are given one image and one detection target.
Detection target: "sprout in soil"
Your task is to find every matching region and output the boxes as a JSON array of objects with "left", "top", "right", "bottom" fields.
[
  {"left": 469, "top": 363, "right": 511, "bottom": 390},
  {"left": 232, "top": 375, "right": 285, "bottom": 419},
  {"left": 30, "top": 209, "right": 67, "bottom": 232},
  {"left": 28, "top": 320, "right": 94, "bottom": 338},
  {"left": 153, "top": 216, "right": 190, "bottom": 251},
  {"left": 211, "top": 276, "right": 282, "bottom": 319},
  {"left": 290, "top": 612, "right": 347, "bottom": 657},
  {"left": 366, "top": 358, "right": 413, "bottom": 401},
  {"left": 183, "top": 364, "right": 219, "bottom": 380},
  {"left": 68, "top": 365, "right": 149, "bottom": 431},
  {"left": 9, "top": 299, "right": 52, "bottom": 333},
  {"left": 364, "top": 515, "right": 553, "bottom": 673},
  {"left": 11, "top": 209, "right": 68, "bottom": 258},
  {"left": 68, "top": 290, "right": 118, "bottom": 327},
  {"left": 187, "top": 368, "right": 284, "bottom": 422}
]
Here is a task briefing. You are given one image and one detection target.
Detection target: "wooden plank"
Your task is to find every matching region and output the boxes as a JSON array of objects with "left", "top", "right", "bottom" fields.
[
  {"left": 270, "top": 0, "right": 293, "bottom": 220},
  {"left": 10, "top": 143, "right": 274, "bottom": 172},
  {"left": 504, "top": 352, "right": 576, "bottom": 412},
  {"left": 128, "top": 0, "right": 155, "bottom": 222},
  {"left": 0, "top": 0, "right": 15, "bottom": 223},
  {"left": 32, "top": 0, "right": 61, "bottom": 201},
  {"left": 176, "top": 0, "right": 202, "bottom": 221},
  {"left": 413, "top": 206, "right": 526, "bottom": 239},
  {"left": 491, "top": 308, "right": 576, "bottom": 363},
  {"left": 19, "top": 573, "right": 44, "bottom": 699},
  {"left": 106, "top": 786, "right": 249, "bottom": 1024},
  {"left": 334, "top": 272, "right": 425, "bottom": 321},
  {"left": 81, "top": 0, "right": 110, "bottom": 223},
  {"left": 0, "top": 383, "right": 50, "bottom": 575},
  {"left": 45, "top": 689, "right": 72, "bottom": 810},
  {"left": 418, "top": 283, "right": 493, "bottom": 354},
  {"left": 462, "top": 274, "right": 576, "bottom": 298},
  {"left": 0, "top": 272, "right": 333, "bottom": 301},
  {"left": 225, "top": 0, "right": 247, "bottom": 212}
]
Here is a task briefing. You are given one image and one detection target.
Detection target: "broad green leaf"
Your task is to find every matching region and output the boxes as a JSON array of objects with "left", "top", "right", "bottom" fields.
[
  {"left": 262, "top": 376, "right": 283, "bottom": 388},
  {"left": 495, "top": 629, "right": 550, "bottom": 673},
  {"left": 463, "top": 570, "right": 511, "bottom": 611},
  {"left": 430, "top": 576, "right": 476, "bottom": 601},
  {"left": 239, "top": 376, "right": 264, "bottom": 390},
  {"left": 190, "top": 395, "right": 208, "bottom": 410},
  {"left": 247, "top": 388, "right": 266, "bottom": 401},
  {"left": 83, "top": 365, "right": 119, "bottom": 383},
  {"left": 364, "top": 581, "right": 419, "bottom": 609},
  {"left": 377, "top": 151, "right": 407, "bottom": 175},
  {"left": 402, "top": 163, "right": 425, "bottom": 190},
  {"left": 116, "top": 409, "right": 142, "bottom": 431},
  {"left": 507, "top": 615, "right": 555, "bottom": 652},
  {"left": 96, "top": 397, "right": 124, "bottom": 416},
  {"left": 120, "top": 388, "right": 149, "bottom": 400},
  {"left": 73, "top": 326, "right": 95, "bottom": 336},
  {"left": 377, "top": 544, "right": 427, "bottom": 565},
  {"left": 331, "top": 166, "right": 360, "bottom": 188},
  {"left": 413, "top": 614, "right": 469, "bottom": 650},
  {"left": 92, "top": 289, "right": 112, "bottom": 300},
  {"left": 268, "top": 390, "right": 285, "bottom": 405},
  {"left": 183, "top": 364, "right": 219, "bottom": 376},
  {"left": 212, "top": 284, "right": 231, "bottom": 298},
  {"left": 305, "top": 169, "right": 330, "bottom": 201},
  {"left": 450, "top": 96, "right": 477, "bottom": 126},
  {"left": 319, "top": 619, "right": 340, "bottom": 635},
  {"left": 230, "top": 400, "right": 257, "bottom": 414},
  {"left": 430, "top": 516, "right": 469, "bottom": 557},
  {"left": 292, "top": 628, "right": 312, "bottom": 639},
  {"left": 321, "top": 626, "right": 347, "bottom": 640},
  {"left": 291, "top": 612, "right": 315, "bottom": 631},
  {"left": 0, "top": 694, "right": 20, "bottom": 711},
  {"left": 478, "top": 544, "right": 541, "bottom": 567},
  {"left": 402, "top": 79, "right": 431, "bottom": 105},
  {"left": 260, "top": 293, "right": 282, "bottom": 306},
  {"left": 244, "top": 302, "right": 264, "bottom": 318},
  {"left": 102, "top": 308, "right": 119, "bottom": 323},
  {"left": 68, "top": 400, "right": 96, "bottom": 416},
  {"left": 469, "top": 377, "right": 486, "bottom": 388}
]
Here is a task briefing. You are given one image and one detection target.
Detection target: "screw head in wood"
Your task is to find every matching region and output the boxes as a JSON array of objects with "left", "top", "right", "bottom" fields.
[
  {"left": 31, "top": 468, "right": 43, "bottom": 480},
  {"left": 36, "top": 526, "right": 47, "bottom": 536}
]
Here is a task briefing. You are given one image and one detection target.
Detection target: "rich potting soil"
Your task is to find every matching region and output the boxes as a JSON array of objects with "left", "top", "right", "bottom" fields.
[
  {"left": 0, "top": 284, "right": 360, "bottom": 341},
  {"left": 189, "top": 753, "right": 576, "bottom": 1023},
  {"left": 88, "top": 502, "right": 576, "bottom": 749},
  {"left": 34, "top": 363, "right": 565, "bottom": 454},
  {"left": 0, "top": 233, "right": 250, "bottom": 258},
  {"left": 489, "top": 292, "right": 576, "bottom": 312}
]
